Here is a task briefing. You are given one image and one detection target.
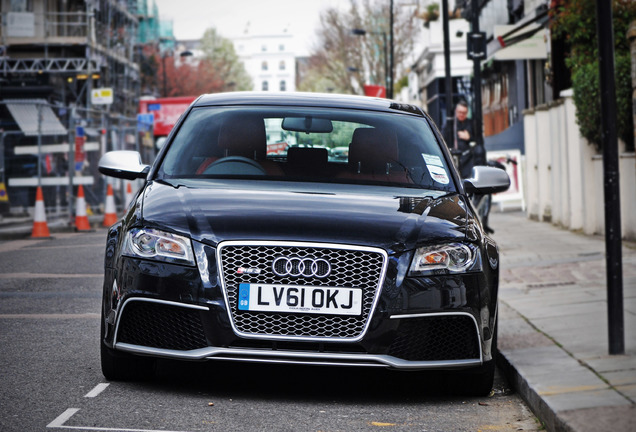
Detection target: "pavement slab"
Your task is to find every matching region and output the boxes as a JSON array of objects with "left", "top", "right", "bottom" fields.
[{"left": 491, "top": 211, "right": 636, "bottom": 431}]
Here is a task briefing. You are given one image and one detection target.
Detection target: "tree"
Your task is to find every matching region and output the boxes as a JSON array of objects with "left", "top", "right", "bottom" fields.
[
  {"left": 299, "top": 0, "right": 420, "bottom": 95},
  {"left": 157, "top": 55, "right": 225, "bottom": 97},
  {"left": 141, "top": 28, "right": 252, "bottom": 97},
  {"left": 550, "top": 0, "right": 636, "bottom": 151},
  {"left": 199, "top": 28, "right": 252, "bottom": 92}
]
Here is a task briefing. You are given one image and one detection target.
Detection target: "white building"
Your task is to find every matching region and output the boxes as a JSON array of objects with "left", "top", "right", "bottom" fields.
[{"left": 232, "top": 30, "right": 296, "bottom": 93}]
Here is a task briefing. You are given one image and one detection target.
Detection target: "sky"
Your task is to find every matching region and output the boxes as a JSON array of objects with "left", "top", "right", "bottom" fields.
[{"left": 153, "top": 0, "right": 350, "bottom": 56}]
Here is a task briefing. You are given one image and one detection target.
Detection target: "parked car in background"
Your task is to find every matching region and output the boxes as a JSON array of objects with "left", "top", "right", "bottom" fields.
[{"left": 98, "top": 92, "right": 510, "bottom": 395}]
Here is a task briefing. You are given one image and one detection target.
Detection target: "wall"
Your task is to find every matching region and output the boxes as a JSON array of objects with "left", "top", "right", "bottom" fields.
[{"left": 523, "top": 91, "right": 636, "bottom": 240}]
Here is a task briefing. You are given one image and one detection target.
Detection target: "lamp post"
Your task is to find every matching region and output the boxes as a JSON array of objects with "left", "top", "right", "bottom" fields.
[
  {"left": 467, "top": 0, "right": 486, "bottom": 164},
  {"left": 442, "top": 0, "right": 453, "bottom": 127},
  {"left": 351, "top": 29, "right": 390, "bottom": 97},
  {"left": 389, "top": 0, "right": 394, "bottom": 99}
]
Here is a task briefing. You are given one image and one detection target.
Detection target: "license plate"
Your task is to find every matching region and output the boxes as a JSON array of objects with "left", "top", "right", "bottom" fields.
[{"left": 238, "top": 283, "right": 362, "bottom": 315}]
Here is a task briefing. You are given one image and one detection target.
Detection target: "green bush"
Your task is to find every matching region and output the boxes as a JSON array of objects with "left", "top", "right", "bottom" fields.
[
  {"left": 551, "top": 0, "right": 636, "bottom": 152},
  {"left": 615, "top": 54, "right": 634, "bottom": 152},
  {"left": 572, "top": 54, "right": 634, "bottom": 152}
]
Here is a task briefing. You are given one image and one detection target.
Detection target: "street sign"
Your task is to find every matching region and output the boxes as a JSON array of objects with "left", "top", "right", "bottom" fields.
[
  {"left": 137, "top": 113, "right": 154, "bottom": 132},
  {"left": 467, "top": 32, "right": 487, "bottom": 60},
  {"left": 91, "top": 88, "right": 114, "bottom": 105}
]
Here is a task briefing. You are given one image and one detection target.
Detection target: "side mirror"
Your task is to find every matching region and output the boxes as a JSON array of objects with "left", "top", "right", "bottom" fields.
[
  {"left": 463, "top": 165, "right": 510, "bottom": 195},
  {"left": 98, "top": 151, "right": 150, "bottom": 180}
]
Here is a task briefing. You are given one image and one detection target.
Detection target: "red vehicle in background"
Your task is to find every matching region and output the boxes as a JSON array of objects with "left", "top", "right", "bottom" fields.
[{"left": 138, "top": 96, "right": 197, "bottom": 153}]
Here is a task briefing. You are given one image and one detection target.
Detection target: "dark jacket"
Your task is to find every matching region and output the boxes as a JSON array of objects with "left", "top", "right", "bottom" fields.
[{"left": 443, "top": 117, "right": 474, "bottom": 178}]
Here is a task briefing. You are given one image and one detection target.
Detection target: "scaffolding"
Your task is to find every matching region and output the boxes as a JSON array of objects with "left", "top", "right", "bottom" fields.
[
  {"left": 0, "top": 0, "right": 145, "bottom": 216},
  {"left": 1, "top": 0, "right": 141, "bottom": 117}
]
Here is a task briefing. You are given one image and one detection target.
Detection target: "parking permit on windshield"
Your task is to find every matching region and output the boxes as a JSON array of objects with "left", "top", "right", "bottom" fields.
[
  {"left": 422, "top": 153, "right": 443, "bottom": 167},
  {"left": 422, "top": 154, "right": 449, "bottom": 184}
]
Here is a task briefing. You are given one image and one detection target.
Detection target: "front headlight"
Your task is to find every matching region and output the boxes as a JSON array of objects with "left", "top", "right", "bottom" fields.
[
  {"left": 123, "top": 228, "right": 195, "bottom": 266},
  {"left": 408, "top": 243, "right": 478, "bottom": 275}
]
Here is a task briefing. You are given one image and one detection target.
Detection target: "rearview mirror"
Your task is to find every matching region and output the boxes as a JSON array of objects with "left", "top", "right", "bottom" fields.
[
  {"left": 282, "top": 116, "right": 333, "bottom": 133},
  {"left": 463, "top": 166, "right": 510, "bottom": 195},
  {"left": 98, "top": 151, "right": 150, "bottom": 180}
]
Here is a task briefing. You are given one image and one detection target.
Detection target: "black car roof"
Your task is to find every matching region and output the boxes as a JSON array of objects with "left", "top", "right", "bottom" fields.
[{"left": 192, "top": 92, "right": 426, "bottom": 117}]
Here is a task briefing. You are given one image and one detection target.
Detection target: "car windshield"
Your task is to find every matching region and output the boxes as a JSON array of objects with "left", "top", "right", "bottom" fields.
[{"left": 157, "top": 106, "right": 455, "bottom": 192}]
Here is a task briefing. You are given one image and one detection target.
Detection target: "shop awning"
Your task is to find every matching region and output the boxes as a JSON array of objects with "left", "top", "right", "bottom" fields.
[
  {"left": 4, "top": 99, "right": 67, "bottom": 136},
  {"left": 491, "top": 24, "right": 547, "bottom": 61},
  {"left": 486, "top": 8, "right": 549, "bottom": 61}
]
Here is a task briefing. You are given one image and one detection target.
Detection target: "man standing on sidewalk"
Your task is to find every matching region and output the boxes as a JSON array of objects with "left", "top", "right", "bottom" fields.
[{"left": 443, "top": 100, "right": 475, "bottom": 178}]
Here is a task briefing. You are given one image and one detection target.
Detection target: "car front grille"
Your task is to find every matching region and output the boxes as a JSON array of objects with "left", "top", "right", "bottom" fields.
[
  {"left": 387, "top": 315, "right": 480, "bottom": 361},
  {"left": 116, "top": 301, "right": 208, "bottom": 350},
  {"left": 218, "top": 243, "right": 385, "bottom": 340}
]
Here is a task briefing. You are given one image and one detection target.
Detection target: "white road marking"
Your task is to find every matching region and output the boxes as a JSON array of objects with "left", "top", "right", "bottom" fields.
[
  {"left": 47, "top": 408, "right": 79, "bottom": 428},
  {"left": 84, "top": 383, "right": 109, "bottom": 398},
  {"left": 49, "top": 421, "right": 192, "bottom": 432},
  {"left": 47, "top": 406, "right": 192, "bottom": 432}
]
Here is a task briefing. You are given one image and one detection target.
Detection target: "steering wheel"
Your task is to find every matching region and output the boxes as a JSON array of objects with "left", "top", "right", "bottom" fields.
[{"left": 202, "top": 156, "right": 266, "bottom": 175}]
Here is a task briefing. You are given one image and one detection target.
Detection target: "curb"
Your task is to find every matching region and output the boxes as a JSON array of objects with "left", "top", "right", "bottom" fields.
[
  {"left": 496, "top": 301, "right": 575, "bottom": 432},
  {"left": 496, "top": 299, "right": 633, "bottom": 432},
  {"left": 497, "top": 349, "right": 571, "bottom": 432}
]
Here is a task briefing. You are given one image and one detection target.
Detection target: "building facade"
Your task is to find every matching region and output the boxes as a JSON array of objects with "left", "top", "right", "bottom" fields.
[{"left": 232, "top": 31, "right": 296, "bottom": 93}]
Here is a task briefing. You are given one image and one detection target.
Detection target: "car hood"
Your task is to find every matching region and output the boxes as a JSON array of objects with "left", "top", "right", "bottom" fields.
[{"left": 140, "top": 180, "right": 469, "bottom": 252}]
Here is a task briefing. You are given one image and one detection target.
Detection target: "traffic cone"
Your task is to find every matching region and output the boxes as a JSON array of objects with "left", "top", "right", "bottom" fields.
[
  {"left": 102, "top": 184, "right": 118, "bottom": 227},
  {"left": 75, "top": 185, "right": 92, "bottom": 232},
  {"left": 31, "top": 186, "right": 51, "bottom": 238},
  {"left": 124, "top": 181, "right": 133, "bottom": 209}
]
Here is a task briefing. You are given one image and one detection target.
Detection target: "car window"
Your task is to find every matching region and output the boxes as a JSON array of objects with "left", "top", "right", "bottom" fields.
[{"left": 157, "top": 106, "right": 455, "bottom": 192}]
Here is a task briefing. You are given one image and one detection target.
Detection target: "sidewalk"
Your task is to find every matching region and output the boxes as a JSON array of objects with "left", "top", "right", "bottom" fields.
[{"left": 491, "top": 211, "right": 636, "bottom": 432}]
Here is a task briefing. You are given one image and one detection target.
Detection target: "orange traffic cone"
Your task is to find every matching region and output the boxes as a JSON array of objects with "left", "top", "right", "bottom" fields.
[
  {"left": 31, "top": 186, "right": 51, "bottom": 238},
  {"left": 102, "top": 184, "right": 118, "bottom": 227},
  {"left": 75, "top": 185, "right": 92, "bottom": 231},
  {"left": 124, "top": 181, "right": 133, "bottom": 209}
]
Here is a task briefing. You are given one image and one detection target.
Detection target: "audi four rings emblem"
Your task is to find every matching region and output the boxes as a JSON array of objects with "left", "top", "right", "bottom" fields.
[{"left": 272, "top": 257, "right": 331, "bottom": 278}]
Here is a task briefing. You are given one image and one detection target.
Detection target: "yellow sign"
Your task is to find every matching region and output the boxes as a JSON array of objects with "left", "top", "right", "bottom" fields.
[
  {"left": 91, "top": 88, "right": 114, "bottom": 105},
  {"left": 0, "top": 182, "right": 9, "bottom": 202}
]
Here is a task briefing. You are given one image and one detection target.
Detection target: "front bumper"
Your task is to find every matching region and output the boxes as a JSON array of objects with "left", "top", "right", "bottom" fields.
[
  {"left": 108, "top": 297, "right": 485, "bottom": 370},
  {"left": 103, "top": 239, "right": 495, "bottom": 370}
]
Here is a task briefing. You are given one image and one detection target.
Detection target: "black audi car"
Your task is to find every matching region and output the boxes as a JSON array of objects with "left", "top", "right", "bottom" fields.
[{"left": 98, "top": 92, "right": 509, "bottom": 395}]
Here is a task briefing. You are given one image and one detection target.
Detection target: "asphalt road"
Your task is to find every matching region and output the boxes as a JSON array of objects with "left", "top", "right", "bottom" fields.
[{"left": 0, "top": 229, "right": 540, "bottom": 432}]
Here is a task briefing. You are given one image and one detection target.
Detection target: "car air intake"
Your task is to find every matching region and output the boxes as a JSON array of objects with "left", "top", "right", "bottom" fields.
[
  {"left": 117, "top": 301, "right": 208, "bottom": 350},
  {"left": 388, "top": 315, "right": 480, "bottom": 361}
]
